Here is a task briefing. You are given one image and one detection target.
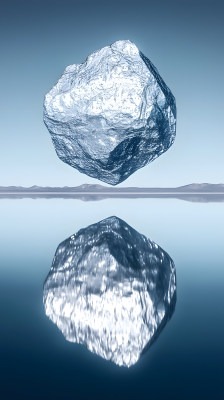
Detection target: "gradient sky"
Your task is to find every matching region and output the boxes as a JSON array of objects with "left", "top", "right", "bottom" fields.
[{"left": 1, "top": 0, "right": 223, "bottom": 187}]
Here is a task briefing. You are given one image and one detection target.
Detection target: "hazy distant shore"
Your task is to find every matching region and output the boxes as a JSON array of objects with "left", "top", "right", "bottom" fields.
[
  {"left": 1, "top": 183, "right": 224, "bottom": 202},
  {"left": 1, "top": 183, "right": 224, "bottom": 193}
]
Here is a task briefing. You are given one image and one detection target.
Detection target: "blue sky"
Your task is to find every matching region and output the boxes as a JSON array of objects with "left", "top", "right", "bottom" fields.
[{"left": 1, "top": 0, "right": 223, "bottom": 187}]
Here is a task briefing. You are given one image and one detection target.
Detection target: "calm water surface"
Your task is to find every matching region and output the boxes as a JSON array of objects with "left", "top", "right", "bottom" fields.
[{"left": 0, "top": 199, "right": 223, "bottom": 400}]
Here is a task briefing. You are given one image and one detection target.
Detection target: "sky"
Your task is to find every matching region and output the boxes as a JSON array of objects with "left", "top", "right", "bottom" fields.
[{"left": 1, "top": 0, "right": 223, "bottom": 187}]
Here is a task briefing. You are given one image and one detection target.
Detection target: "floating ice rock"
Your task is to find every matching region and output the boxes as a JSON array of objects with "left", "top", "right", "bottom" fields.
[
  {"left": 43, "top": 216, "right": 176, "bottom": 367},
  {"left": 44, "top": 40, "right": 176, "bottom": 185}
]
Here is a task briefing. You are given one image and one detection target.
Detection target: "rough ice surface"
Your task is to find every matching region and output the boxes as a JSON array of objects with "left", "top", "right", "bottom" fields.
[
  {"left": 43, "top": 216, "right": 176, "bottom": 367},
  {"left": 43, "top": 40, "right": 176, "bottom": 185}
]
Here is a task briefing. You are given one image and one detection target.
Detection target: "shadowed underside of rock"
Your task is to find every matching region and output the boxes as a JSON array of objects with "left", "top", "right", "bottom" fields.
[
  {"left": 44, "top": 40, "right": 176, "bottom": 185},
  {"left": 43, "top": 216, "right": 176, "bottom": 367}
]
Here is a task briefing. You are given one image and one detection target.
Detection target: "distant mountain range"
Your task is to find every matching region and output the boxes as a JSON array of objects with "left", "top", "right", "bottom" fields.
[
  {"left": 0, "top": 183, "right": 224, "bottom": 202},
  {"left": 0, "top": 183, "right": 224, "bottom": 193}
]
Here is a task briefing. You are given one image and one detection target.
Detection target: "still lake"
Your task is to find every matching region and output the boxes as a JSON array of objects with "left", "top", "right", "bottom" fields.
[{"left": 0, "top": 198, "right": 223, "bottom": 400}]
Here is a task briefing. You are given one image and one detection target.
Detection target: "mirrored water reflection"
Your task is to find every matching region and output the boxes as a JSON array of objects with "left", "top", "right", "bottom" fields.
[{"left": 43, "top": 216, "right": 176, "bottom": 367}]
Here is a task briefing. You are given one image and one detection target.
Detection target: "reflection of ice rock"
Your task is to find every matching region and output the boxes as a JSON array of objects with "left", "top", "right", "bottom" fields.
[
  {"left": 43, "top": 40, "right": 176, "bottom": 185},
  {"left": 43, "top": 217, "right": 176, "bottom": 367}
]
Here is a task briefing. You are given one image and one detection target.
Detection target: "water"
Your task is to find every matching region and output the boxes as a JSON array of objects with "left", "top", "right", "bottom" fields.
[{"left": 0, "top": 198, "right": 223, "bottom": 399}]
